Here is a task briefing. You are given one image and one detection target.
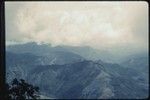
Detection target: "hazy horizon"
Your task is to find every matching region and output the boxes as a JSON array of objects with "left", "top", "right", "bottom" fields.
[
  {"left": 5, "top": 1, "right": 148, "bottom": 57},
  {"left": 5, "top": 2, "right": 149, "bottom": 99}
]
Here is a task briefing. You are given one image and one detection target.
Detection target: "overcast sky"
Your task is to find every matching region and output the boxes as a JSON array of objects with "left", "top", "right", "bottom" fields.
[{"left": 5, "top": 1, "right": 148, "bottom": 56}]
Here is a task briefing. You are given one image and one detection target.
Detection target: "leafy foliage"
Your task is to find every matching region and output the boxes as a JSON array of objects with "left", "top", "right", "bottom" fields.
[{"left": 5, "top": 78, "right": 40, "bottom": 100}]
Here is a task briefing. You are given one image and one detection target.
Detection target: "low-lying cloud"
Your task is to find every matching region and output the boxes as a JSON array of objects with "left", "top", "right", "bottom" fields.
[{"left": 5, "top": 1, "right": 148, "bottom": 56}]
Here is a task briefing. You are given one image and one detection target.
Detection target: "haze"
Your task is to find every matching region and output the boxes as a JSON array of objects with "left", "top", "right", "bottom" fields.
[{"left": 5, "top": 1, "right": 148, "bottom": 57}]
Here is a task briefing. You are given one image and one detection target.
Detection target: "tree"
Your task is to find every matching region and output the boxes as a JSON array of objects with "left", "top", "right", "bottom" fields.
[{"left": 5, "top": 78, "right": 40, "bottom": 100}]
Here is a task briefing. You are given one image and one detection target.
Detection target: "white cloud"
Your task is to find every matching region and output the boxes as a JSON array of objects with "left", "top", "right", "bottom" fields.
[{"left": 5, "top": 1, "right": 148, "bottom": 55}]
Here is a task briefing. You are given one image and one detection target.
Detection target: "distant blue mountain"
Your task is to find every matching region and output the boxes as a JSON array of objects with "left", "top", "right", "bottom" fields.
[
  {"left": 6, "top": 42, "right": 149, "bottom": 99},
  {"left": 6, "top": 42, "right": 115, "bottom": 62},
  {"left": 54, "top": 45, "right": 115, "bottom": 62},
  {"left": 120, "top": 53, "right": 148, "bottom": 83}
]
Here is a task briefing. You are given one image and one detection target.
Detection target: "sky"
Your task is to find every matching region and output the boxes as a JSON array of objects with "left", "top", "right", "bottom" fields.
[{"left": 5, "top": 1, "right": 148, "bottom": 57}]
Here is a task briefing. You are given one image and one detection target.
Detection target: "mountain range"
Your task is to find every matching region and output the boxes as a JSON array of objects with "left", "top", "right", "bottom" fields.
[{"left": 6, "top": 42, "right": 149, "bottom": 99}]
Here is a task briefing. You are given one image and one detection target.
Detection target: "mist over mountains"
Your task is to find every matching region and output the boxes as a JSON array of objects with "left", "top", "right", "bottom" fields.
[
  {"left": 7, "top": 42, "right": 147, "bottom": 63},
  {"left": 5, "top": 1, "right": 149, "bottom": 99},
  {"left": 6, "top": 42, "right": 148, "bottom": 99}
]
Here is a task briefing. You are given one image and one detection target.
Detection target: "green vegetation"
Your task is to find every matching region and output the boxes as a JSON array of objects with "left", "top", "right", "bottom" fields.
[{"left": 5, "top": 78, "right": 39, "bottom": 100}]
